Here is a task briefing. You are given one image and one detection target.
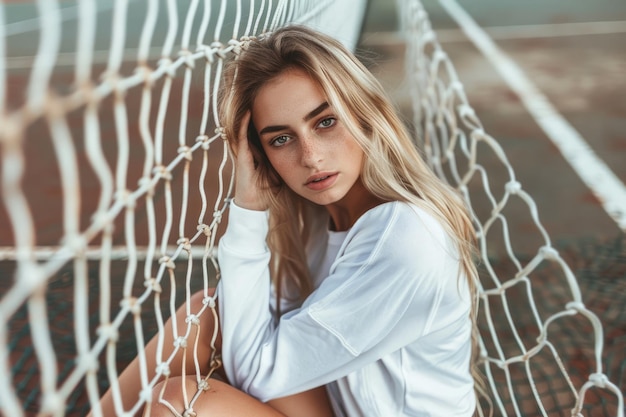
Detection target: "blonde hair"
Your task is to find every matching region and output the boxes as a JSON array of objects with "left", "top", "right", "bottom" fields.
[
  {"left": 219, "top": 24, "right": 484, "bottom": 406},
  {"left": 219, "top": 24, "right": 479, "bottom": 330}
]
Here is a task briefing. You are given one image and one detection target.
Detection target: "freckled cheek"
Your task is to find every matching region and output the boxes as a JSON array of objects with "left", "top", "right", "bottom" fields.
[
  {"left": 346, "top": 144, "right": 365, "bottom": 174},
  {"left": 266, "top": 152, "right": 298, "bottom": 180},
  {"left": 323, "top": 130, "right": 354, "bottom": 154},
  {"left": 335, "top": 131, "right": 363, "bottom": 160}
]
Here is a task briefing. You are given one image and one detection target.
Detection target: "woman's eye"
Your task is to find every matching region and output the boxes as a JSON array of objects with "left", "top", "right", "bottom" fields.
[
  {"left": 318, "top": 117, "right": 336, "bottom": 128},
  {"left": 271, "top": 135, "right": 290, "bottom": 147}
]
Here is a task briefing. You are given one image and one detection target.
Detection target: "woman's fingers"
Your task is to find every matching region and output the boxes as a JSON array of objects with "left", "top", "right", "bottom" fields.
[
  {"left": 234, "top": 111, "right": 267, "bottom": 211},
  {"left": 236, "top": 111, "right": 253, "bottom": 160}
]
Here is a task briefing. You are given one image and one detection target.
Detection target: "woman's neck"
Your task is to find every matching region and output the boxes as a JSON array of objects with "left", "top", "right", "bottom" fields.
[{"left": 325, "top": 181, "right": 385, "bottom": 231}]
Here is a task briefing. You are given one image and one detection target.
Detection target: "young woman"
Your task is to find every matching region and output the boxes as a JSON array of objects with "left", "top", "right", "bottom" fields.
[{"left": 92, "top": 25, "right": 480, "bottom": 417}]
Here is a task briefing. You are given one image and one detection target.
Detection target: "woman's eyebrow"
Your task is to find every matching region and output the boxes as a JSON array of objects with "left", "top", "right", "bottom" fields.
[
  {"left": 258, "top": 102, "right": 330, "bottom": 136},
  {"left": 303, "top": 102, "right": 329, "bottom": 122},
  {"left": 259, "top": 124, "right": 289, "bottom": 136}
]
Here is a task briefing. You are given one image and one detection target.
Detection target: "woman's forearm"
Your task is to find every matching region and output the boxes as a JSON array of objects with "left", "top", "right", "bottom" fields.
[{"left": 268, "top": 387, "right": 334, "bottom": 417}]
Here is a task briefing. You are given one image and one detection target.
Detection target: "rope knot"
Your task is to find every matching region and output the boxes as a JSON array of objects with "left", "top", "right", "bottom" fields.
[
  {"left": 215, "top": 126, "right": 227, "bottom": 141},
  {"left": 196, "top": 134, "right": 210, "bottom": 150},
  {"left": 41, "top": 393, "right": 63, "bottom": 415},
  {"left": 78, "top": 353, "right": 99, "bottom": 373},
  {"left": 114, "top": 189, "right": 136, "bottom": 209},
  {"left": 506, "top": 180, "right": 522, "bottom": 194},
  {"left": 539, "top": 246, "right": 559, "bottom": 260},
  {"left": 490, "top": 206, "right": 502, "bottom": 218},
  {"left": 99, "top": 70, "right": 119, "bottom": 88},
  {"left": 134, "top": 65, "right": 153, "bottom": 87},
  {"left": 120, "top": 297, "right": 141, "bottom": 315},
  {"left": 199, "top": 44, "right": 215, "bottom": 63},
  {"left": 174, "top": 336, "right": 188, "bottom": 348},
  {"left": 137, "top": 176, "right": 154, "bottom": 193},
  {"left": 589, "top": 373, "right": 609, "bottom": 388},
  {"left": 228, "top": 38, "right": 242, "bottom": 55},
  {"left": 159, "top": 256, "right": 176, "bottom": 270},
  {"left": 178, "top": 145, "right": 193, "bottom": 161},
  {"left": 153, "top": 165, "right": 172, "bottom": 181},
  {"left": 185, "top": 314, "right": 200, "bottom": 326},
  {"left": 203, "top": 296, "right": 216, "bottom": 309},
  {"left": 156, "top": 362, "right": 171, "bottom": 377},
  {"left": 197, "top": 380, "right": 210, "bottom": 391},
  {"left": 210, "top": 356, "right": 222, "bottom": 369},
  {"left": 144, "top": 277, "right": 162, "bottom": 293},
  {"left": 177, "top": 237, "right": 191, "bottom": 251},
  {"left": 238, "top": 35, "right": 256, "bottom": 52},
  {"left": 91, "top": 211, "right": 110, "bottom": 230},
  {"left": 63, "top": 234, "right": 87, "bottom": 255},
  {"left": 158, "top": 57, "right": 176, "bottom": 77},
  {"left": 197, "top": 223, "right": 210, "bottom": 236},
  {"left": 97, "top": 324, "right": 119, "bottom": 342},
  {"left": 178, "top": 48, "right": 195, "bottom": 69},
  {"left": 211, "top": 41, "right": 226, "bottom": 59},
  {"left": 139, "top": 387, "right": 153, "bottom": 403},
  {"left": 565, "top": 301, "right": 586, "bottom": 312}
]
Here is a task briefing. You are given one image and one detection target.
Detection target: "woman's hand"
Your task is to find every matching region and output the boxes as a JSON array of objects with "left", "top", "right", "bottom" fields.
[{"left": 233, "top": 111, "right": 267, "bottom": 211}]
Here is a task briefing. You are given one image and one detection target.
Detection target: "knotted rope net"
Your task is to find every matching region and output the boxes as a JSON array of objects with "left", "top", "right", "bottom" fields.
[
  {"left": 0, "top": 0, "right": 355, "bottom": 415},
  {"left": 402, "top": 1, "right": 624, "bottom": 416},
  {"left": 0, "top": 0, "right": 623, "bottom": 416}
]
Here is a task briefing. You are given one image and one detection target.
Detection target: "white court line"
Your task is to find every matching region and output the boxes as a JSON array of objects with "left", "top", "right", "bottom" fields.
[
  {"left": 361, "top": 20, "right": 626, "bottom": 46},
  {"left": 462, "top": 20, "right": 626, "bottom": 39},
  {"left": 435, "top": 20, "right": 626, "bottom": 43},
  {"left": 439, "top": 0, "right": 626, "bottom": 232},
  {"left": 0, "top": 245, "right": 214, "bottom": 261}
]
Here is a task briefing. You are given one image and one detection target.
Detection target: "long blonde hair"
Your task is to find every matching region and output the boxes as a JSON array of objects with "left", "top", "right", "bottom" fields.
[
  {"left": 219, "top": 25, "right": 484, "bottom": 405},
  {"left": 219, "top": 25, "right": 479, "bottom": 323}
]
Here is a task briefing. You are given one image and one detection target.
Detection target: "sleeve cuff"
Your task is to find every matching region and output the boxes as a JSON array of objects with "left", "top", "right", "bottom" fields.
[{"left": 221, "top": 201, "right": 270, "bottom": 254}]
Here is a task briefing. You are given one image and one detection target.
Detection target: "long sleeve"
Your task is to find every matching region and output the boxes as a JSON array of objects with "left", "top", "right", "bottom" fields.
[{"left": 216, "top": 201, "right": 472, "bottom": 406}]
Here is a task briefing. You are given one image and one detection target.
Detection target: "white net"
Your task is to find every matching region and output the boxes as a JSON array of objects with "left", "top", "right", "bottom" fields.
[
  {"left": 402, "top": 1, "right": 624, "bottom": 416},
  {"left": 0, "top": 0, "right": 366, "bottom": 415},
  {"left": 0, "top": 0, "right": 623, "bottom": 416}
]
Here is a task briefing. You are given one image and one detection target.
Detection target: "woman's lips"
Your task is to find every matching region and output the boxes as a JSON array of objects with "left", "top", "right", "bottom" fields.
[{"left": 305, "top": 173, "right": 338, "bottom": 191}]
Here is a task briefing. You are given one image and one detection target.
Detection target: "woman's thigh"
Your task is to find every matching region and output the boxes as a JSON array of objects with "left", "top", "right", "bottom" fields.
[{"left": 146, "top": 376, "right": 287, "bottom": 417}]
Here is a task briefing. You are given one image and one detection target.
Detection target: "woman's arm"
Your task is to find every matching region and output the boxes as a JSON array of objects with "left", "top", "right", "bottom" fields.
[
  {"left": 268, "top": 387, "right": 334, "bottom": 417},
  {"left": 217, "top": 201, "right": 468, "bottom": 401},
  {"left": 219, "top": 112, "right": 468, "bottom": 407}
]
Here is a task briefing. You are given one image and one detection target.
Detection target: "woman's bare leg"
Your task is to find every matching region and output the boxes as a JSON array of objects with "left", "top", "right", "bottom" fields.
[
  {"left": 145, "top": 377, "right": 333, "bottom": 417},
  {"left": 146, "top": 377, "right": 287, "bottom": 417},
  {"left": 92, "top": 288, "right": 333, "bottom": 417},
  {"left": 89, "top": 289, "right": 221, "bottom": 417}
]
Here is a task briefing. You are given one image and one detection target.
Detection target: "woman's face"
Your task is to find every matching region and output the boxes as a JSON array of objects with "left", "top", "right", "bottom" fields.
[{"left": 251, "top": 68, "right": 365, "bottom": 210}]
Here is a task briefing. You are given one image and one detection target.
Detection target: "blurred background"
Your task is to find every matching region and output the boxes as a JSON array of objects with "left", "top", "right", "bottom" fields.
[
  {"left": 358, "top": 3, "right": 626, "bottom": 414},
  {"left": 1, "top": 0, "right": 624, "bottom": 415},
  {"left": 360, "top": 0, "right": 626, "bottom": 244}
]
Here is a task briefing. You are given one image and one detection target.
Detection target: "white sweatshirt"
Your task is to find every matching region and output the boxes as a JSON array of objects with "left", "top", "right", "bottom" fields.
[{"left": 217, "top": 201, "right": 476, "bottom": 416}]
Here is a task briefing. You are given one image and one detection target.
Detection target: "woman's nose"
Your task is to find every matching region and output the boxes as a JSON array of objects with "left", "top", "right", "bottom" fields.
[{"left": 299, "top": 136, "right": 323, "bottom": 168}]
